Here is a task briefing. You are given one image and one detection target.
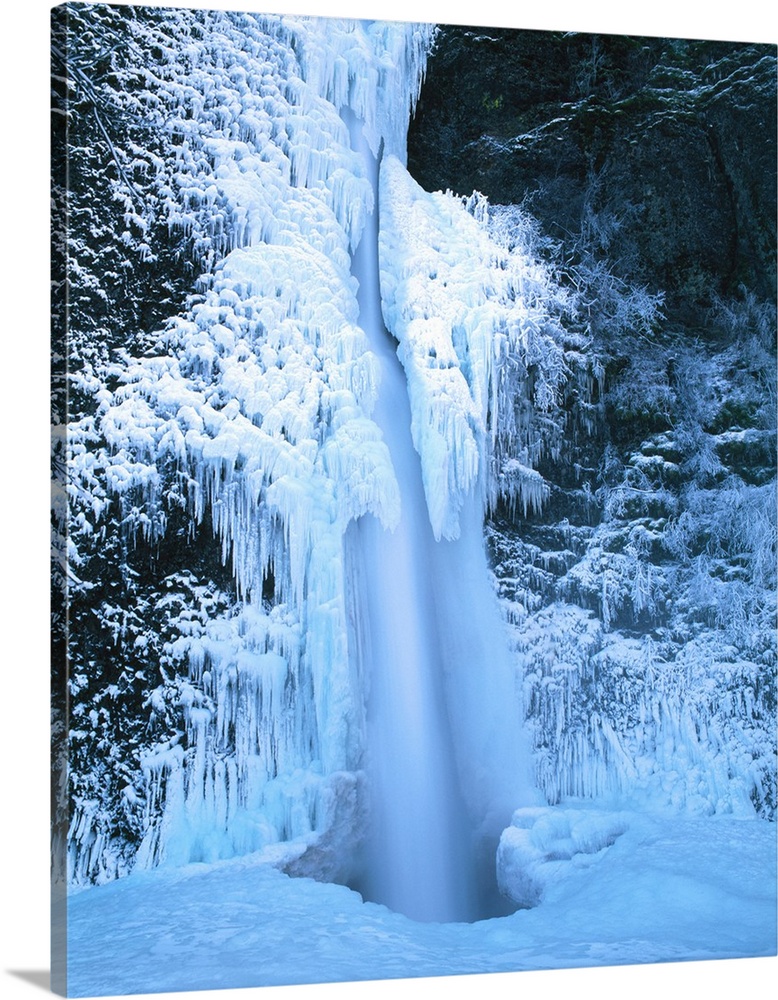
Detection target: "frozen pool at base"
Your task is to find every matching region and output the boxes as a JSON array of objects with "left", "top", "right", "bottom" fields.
[{"left": 62, "top": 805, "right": 776, "bottom": 997}]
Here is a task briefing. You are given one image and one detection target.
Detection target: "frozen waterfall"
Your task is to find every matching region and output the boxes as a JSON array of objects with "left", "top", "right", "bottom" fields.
[
  {"left": 65, "top": 13, "right": 543, "bottom": 903},
  {"left": 345, "top": 111, "right": 528, "bottom": 922}
]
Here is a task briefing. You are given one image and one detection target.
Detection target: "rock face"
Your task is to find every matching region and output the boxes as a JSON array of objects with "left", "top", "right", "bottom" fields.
[
  {"left": 409, "top": 28, "right": 777, "bottom": 310},
  {"left": 410, "top": 27, "right": 777, "bottom": 820}
]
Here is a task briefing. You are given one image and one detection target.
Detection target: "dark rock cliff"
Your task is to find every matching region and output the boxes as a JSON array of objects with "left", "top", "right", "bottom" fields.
[{"left": 409, "top": 28, "right": 776, "bottom": 313}]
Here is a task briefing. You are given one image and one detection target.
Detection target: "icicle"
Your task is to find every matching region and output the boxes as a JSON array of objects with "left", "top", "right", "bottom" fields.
[{"left": 79, "top": 15, "right": 433, "bottom": 880}]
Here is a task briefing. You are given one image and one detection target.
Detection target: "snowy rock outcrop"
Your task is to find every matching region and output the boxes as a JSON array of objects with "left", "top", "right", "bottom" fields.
[{"left": 496, "top": 806, "right": 628, "bottom": 907}]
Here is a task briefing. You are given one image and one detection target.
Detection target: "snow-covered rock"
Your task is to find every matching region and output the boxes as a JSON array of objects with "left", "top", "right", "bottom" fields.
[{"left": 497, "top": 806, "right": 629, "bottom": 907}]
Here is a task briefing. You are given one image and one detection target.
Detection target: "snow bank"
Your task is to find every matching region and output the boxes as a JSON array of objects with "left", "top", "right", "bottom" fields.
[
  {"left": 496, "top": 805, "right": 629, "bottom": 907},
  {"left": 65, "top": 806, "right": 776, "bottom": 995}
]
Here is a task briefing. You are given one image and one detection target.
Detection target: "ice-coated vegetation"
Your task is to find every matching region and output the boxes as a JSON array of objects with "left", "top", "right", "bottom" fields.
[
  {"left": 489, "top": 293, "right": 776, "bottom": 820},
  {"left": 57, "top": 5, "right": 437, "bottom": 884}
]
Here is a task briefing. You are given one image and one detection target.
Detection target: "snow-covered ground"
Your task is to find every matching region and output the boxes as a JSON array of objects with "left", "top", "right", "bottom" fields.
[{"left": 63, "top": 805, "right": 775, "bottom": 996}]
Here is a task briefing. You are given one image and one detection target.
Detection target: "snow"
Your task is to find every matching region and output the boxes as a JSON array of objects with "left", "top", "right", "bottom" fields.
[
  {"left": 63, "top": 806, "right": 776, "bottom": 996},
  {"left": 496, "top": 805, "right": 630, "bottom": 906}
]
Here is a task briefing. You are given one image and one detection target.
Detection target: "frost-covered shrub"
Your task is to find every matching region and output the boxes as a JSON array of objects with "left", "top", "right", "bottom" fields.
[
  {"left": 606, "top": 351, "right": 675, "bottom": 443},
  {"left": 563, "top": 173, "right": 667, "bottom": 347},
  {"left": 490, "top": 267, "right": 776, "bottom": 819}
]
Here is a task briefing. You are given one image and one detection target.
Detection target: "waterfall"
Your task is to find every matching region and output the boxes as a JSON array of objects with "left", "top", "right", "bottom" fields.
[
  {"left": 345, "top": 112, "right": 526, "bottom": 923},
  {"left": 348, "top": 363, "right": 477, "bottom": 923}
]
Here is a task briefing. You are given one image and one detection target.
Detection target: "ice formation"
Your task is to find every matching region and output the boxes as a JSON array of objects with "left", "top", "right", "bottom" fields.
[
  {"left": 379, "top": 156, "right": 575, "bottom": 540},
  {"left": 66, "top": 7, "right": 573, "bottom": 903},
  {"left": 68, "top": 12, "right": 437, "bottom": 881}
]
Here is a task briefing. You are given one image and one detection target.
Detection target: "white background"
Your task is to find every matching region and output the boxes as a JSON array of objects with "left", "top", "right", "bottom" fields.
[{"left": 1, "top": 2, "right": 775, "bottom": 998}]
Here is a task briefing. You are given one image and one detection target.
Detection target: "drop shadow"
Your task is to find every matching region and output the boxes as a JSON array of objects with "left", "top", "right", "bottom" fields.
[{"left": 6, "top": 970, "right": 51, "bottom": 992}]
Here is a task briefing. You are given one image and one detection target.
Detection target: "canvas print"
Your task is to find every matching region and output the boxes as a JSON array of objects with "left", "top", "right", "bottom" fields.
[{"left": 51, "top": 2, "right": 777, "bottom": 995}]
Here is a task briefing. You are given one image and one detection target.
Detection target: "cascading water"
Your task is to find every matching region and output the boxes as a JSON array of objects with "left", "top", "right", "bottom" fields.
[{"left": 345, "top": 111, "right": 526, "bottom": 923}]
